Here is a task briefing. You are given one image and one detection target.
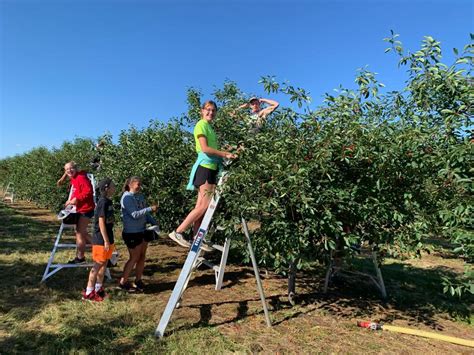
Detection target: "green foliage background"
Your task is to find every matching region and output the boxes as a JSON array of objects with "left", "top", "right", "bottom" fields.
[{"left": 1, "top": 34, "right": 472, "bottom": 296}]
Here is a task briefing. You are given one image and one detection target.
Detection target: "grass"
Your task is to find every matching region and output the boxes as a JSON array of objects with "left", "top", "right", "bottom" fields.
[{"left": 0, "top": 200, "right": 473, "bottom": 354}]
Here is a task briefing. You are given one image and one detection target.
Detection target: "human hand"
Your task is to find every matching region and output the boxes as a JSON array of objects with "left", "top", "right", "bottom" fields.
[
  {"left": 225, "top": 152, "right": 237, "bottom": 159},
  {"left": 104, "top": 241, "right": 110, "bottom": 251},
  {"left": 65, "top": 198, "right": 77, "bottom": 207}
]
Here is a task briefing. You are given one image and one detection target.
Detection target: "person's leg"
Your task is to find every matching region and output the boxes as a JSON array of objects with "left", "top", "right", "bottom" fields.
[
  {"left": 75, "top": 215, "right": 92, "bottom": 259},
  {"left": 120, "top": 243, "right": 143, "bottom": 285},
  {"left": 135, "top": 241, "right": 148, "bottom": 282},
  {"left": 87, "top": 263, "right": 100, "bottom": 290},
  {"left": 96, "top": 261, "right": 107, "bottom": 286},
  {"left": 177, "top": 182, "right": 215, "bottom": 234},
  {"left": 84, "top": 262, "right": 101, "bottom": 298}
]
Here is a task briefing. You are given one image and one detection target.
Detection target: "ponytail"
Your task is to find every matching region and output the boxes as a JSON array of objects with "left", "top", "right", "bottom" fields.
[{"left": 122, "top": 176, "right": 141, "bottom": 193}]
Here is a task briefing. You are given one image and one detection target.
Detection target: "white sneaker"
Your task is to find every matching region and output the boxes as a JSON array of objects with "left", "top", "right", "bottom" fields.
[{"left": 168, "top": 231, "right": 191, "bottom": 248}]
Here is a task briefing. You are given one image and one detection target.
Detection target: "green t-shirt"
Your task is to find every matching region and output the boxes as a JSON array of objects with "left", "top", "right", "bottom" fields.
[{"left": 194, "top": 119, "right": 218, "bottom": 170}]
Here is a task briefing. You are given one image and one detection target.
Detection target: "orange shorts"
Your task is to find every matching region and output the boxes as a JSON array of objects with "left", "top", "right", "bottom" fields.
[{"left": 92, "top": 244, "right": 115, "bottom": 263}]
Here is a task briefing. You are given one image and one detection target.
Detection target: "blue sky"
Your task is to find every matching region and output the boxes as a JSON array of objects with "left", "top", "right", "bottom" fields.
[{"left": 1, "top": 0, "right": 472, "bottom": 158}]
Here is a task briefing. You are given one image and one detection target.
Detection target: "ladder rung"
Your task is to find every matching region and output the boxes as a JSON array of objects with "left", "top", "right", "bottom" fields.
[
  {"left": 57, "top": 243, "right": 78, "bottom": 248},
  {"left": 61, "top": 223, "right": 76, "bottom": 228},
  {"left": 211, "top": 244, "right": 224, "bottom": 252},
  {"left": 51, "top": 263, "right": 94, "bottom": 268},
  {"left": 200, "top": 259, "right": 220, "bottom": 272},
  {"left": 57, "top": 244, "right": 92, "bottom": 248}
]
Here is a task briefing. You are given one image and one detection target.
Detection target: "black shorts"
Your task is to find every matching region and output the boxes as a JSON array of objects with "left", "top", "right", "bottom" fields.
[
  {"left": 63, "top": 210, "right": 93, "bottom": 225},
  {"left": 193, "top": 165, "right": 218, "bottom": 188},
  {"left": 79, "top": 210, "right": 94, "bottom": 219},
  {"left": 122, "top": 230, "right": 156, "bottom": 249}
]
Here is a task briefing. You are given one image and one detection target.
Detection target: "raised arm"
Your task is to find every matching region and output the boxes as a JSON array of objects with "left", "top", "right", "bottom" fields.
[
  {"left": 258, "top": 98, "right": 279, "bottom": 118},
  {"left": 237, "top": 102, "right": 249, "bottom": 110},
  {"left": 57, "top": 172, "right": 68, "bottom": 186},
  {"left": 229, "top": 102, "right": 249, "bottom": 119}
]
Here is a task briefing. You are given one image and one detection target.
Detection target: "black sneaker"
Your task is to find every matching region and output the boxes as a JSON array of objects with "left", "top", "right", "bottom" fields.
[
  {"left": 68, "top": 257, "right": 86, "bottom": 264},
  {"left": 135, "top": 279, "right": 146, "bottom": 292},
  {"left": 117, "top": 282, "right": 137, "bottom": 293}
]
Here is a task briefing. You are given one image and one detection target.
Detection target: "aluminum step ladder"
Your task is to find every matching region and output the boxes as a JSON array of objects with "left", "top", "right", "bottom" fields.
[
  {"left": 194, "top": 236, "right": 231, "bottom": 291},
  {"left": 41, "top": 174, "right": 112, "bottom": 282},
  {"left": 155, "top": 171, "right": 271, "bottom": 338},
  {"left": 323, "top": 246, "right": 387, "bottom": 299},
  {"left": 3, "top": 182, "right": 14, "bottom": 203}
]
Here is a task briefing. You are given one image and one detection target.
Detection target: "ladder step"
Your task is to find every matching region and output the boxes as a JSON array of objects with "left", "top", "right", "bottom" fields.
[
  {"left": 61, "top": 223, "right": 76, "bottom": 228},
  {"left": 51, "top": 263, "right": 94, "bottom": 268},
  {"left": 211, "top": 244, "right": 224, "bottom": 252},
  {"left": 57, "top": 244, "right": 93, "bottom": 248},
  {"left": 198, "top": 258, "right": 220, "bottom": 272},
  {"left": 57, "top": 243, "right": 78, "bottom": 248}
]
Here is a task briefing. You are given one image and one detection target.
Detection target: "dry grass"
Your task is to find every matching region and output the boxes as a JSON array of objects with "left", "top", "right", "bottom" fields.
[{"left": 0, "top": 200, "right": 472, "bottom": 354}]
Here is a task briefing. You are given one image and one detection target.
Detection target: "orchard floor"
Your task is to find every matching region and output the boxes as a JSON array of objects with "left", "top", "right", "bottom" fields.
[{"left": 0, "top": 200, "right": 472, "bottom": 354}]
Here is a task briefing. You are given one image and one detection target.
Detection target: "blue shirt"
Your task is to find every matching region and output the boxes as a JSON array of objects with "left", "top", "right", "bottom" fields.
[{"left": 120, "top": 191, "right": 157, "bottom": 233}]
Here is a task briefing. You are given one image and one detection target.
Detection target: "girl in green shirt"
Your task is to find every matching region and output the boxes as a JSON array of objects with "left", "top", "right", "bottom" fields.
[{"left": 169, "top": 100, "right": 236, "bottom": 249}]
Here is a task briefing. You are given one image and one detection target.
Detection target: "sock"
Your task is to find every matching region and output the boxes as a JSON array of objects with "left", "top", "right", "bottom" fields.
[
  {"left": 95, "top": 283, "right": 102, "bottom": 292},
  {"left": 86, "top": 287, "right": 94, "bottom": 296}
]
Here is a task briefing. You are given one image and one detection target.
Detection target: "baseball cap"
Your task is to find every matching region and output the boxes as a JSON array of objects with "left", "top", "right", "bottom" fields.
[{"left": 248, "top": 97, "right": 259, "bottom": 103}]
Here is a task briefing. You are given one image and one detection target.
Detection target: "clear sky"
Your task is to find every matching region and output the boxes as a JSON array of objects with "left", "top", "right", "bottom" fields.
[{"left": 1, "top": 0, "right": 472, "bottom": 158}]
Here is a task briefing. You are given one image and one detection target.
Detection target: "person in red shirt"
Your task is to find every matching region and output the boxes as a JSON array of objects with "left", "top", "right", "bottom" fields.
[{"left": 57, "top": 161, "right": 95, "bottom": 263}]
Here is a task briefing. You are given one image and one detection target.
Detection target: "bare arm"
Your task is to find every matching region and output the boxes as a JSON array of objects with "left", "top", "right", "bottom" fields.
[
  {"left": 98, "top": 216, "right": 110, "bottom": 251},
  {"left": 57, "top": 172, "right": 67, "bottom": 186},
  {"left": 198, "top": 136, "right": 236, "bottom": 159},
  {"left": 258, "top": 98, "right": 279, "bottom": 118},
  {"left": 229, "top": 102, "right": 250, "bottom": 118}
]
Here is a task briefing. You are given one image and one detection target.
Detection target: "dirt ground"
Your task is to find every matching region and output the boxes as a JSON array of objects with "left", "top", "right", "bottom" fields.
[{"left": 2, "top": 199, "right": 473, "bottom": 353}]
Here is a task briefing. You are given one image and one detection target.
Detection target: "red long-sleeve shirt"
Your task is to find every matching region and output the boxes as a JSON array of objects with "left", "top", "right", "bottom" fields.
[{"left": 70, "top": 171, "right": 95, "bottom": 213}]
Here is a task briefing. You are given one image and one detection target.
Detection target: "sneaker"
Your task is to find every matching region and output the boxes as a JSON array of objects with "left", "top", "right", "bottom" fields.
[
  {"left": 168, "top": 231, "right": 191, "bottom": 248},
  {"left": 117, "top": 281, "right": 137, "bottom": 293},
  {"left": 96, "top": 287, "right": 107, "bottom": 298},
  {"left": 82, "top": 290, "right": 104, "bottom": 302},
  {"left": 200, "top": 241, "right": 214, "bottom": 252},
  {"left": 68, "top": 257, "right": 86, "bottom": 264},
  {"left": 135, "top": 279, "right": 146, "bottom": 292}
]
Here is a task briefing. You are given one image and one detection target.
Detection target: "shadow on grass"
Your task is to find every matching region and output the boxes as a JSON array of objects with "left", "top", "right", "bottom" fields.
[
  {"left": 0, "top": 258, "right": 94, "bottom": 324},
  {"left": 170, "top": 257, "right": 473, "bottom": 333},
  {"left": 167, "top": 295, "right": 275, "bottom": 335},
  {"left": 0, "top": 203, "right": 60, "bottom": 253},
  {"left": 292, "top": 260, "right": 473, "bottom": 328},
  {"left": 2, "top": 200, "right": 472, "bottom": 348},
  {"left": 0, "top": 317, "right": 161, "bottom": 353}
]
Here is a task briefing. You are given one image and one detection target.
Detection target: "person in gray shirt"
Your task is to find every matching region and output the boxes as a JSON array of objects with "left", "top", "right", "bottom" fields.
[{"left": 118, "top": 176, "right": 158, "bottom": 292}]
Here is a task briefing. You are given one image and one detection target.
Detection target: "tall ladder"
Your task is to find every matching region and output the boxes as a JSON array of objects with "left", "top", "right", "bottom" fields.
[
  {"left": 41, "top": 174, "right": 112, "bottom": 282},
  {"left": 155, "top": 172, "right": 271, "bottom": 338}
]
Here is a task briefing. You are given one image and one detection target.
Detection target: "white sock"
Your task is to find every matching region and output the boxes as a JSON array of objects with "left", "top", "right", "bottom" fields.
[
  {"left": 95, "top": 283, "right": 102, "bottom": 292},
  {"left": 86, "top": 287, "right": 94, "bottom": 295}
]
